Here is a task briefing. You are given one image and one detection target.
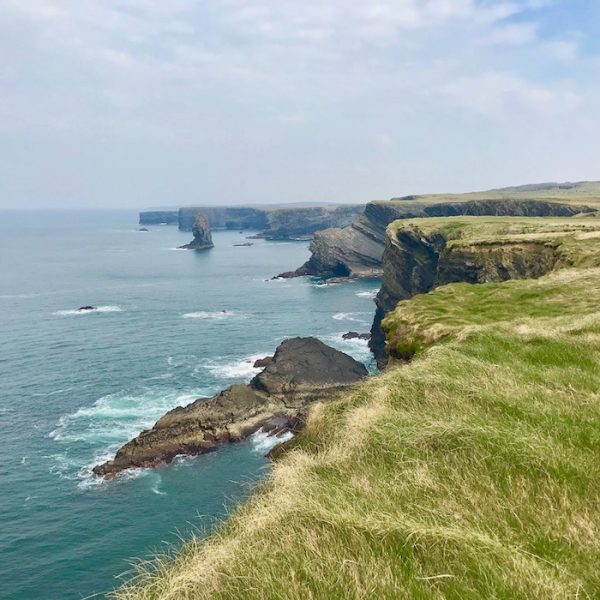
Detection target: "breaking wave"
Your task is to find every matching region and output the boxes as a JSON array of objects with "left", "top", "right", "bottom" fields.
[
  {"left": 251, "top": 429, "right": 295, "bottom": 454},
  {"left": 182, "top": 311, "right": 246, "bottom": 320},
  {"left": 48, "top": 388, "right": 204, "bottom": 489},
  {"left": 53, "top": 305, "right": 123, "bottom": 316}
]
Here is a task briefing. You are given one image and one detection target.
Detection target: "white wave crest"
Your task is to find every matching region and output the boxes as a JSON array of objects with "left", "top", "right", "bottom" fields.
[
  {"left": 251, "top": 429, "right": 295, "bottom": 454},
  {"left": 355, "top": 289, "right": 378, "bottom": 298},
  {"left": 199, "top": 354, "right": 267, "bottom": 380},
  {"left": 182, "top": 310, "right": 246, "bottom": 320},
  {"left": 332, "top": 312, "right": 371, "bottom": 324},
  {"left": 48, "top": 388, "right": 205, "bottom": 489},
  {"left": 53, "top": 305, "right": 123, "bottom": 316}
]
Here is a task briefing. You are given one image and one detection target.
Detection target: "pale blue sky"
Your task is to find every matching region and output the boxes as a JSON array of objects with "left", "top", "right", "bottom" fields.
[{"left": 0, "top": 0, "right": 598, "bottom": 208}]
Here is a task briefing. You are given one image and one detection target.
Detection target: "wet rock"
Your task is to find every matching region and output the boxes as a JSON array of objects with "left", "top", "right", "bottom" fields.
[{"left": 93, "top": 338, "right": 367, "bottom": 478}]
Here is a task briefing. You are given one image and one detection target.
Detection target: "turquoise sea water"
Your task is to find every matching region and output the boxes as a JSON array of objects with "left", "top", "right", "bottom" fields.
[{"left": 0, "top": 210, "right": 378, "bottom": 599}]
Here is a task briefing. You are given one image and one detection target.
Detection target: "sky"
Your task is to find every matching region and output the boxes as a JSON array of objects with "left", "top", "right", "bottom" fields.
[{"left": 0, "top": 0, "right": 599, "bottom": 209}]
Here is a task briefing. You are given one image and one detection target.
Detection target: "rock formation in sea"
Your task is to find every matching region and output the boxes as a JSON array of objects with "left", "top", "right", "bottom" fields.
[
  {"left": 279, "top": 198, "right": 593, "bottom": 280},
  {"left": 179, "top": 213, "right": 214, "bottom": 250},
  {"left": 93, "top": 338, "right": 368, "bottom": 478}
]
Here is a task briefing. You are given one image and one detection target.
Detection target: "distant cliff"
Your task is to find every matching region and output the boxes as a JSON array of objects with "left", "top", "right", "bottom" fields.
[
  {"left": 139, "top": 210, "right": 178, "bottom": 225},
  {"left": 177, "top": 205, "right": 364, "bottom": 239},
  {"left": 282, "top": 198, "right": 594, "bottom": 279}
]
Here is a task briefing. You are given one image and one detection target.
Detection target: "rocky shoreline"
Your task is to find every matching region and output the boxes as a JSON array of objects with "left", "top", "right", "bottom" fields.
[{"left": 93, "top": 338, "right": 367, "bottom": 478}]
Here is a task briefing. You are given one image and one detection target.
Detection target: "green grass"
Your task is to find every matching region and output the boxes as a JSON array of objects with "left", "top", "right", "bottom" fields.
[{"left": 114, "top": 223, "right": 600, "bottom": 600}]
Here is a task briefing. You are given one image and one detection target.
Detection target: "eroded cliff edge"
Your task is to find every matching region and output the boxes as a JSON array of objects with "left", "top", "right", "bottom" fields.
[
  {"left": 369, "top": 217, "right": 600, "bottom": 367},
  {"left": 94, "top": 338, "right": 367, "bottom": 478},
  {"left": 281, "top": 198, "right": 593, "bottom": 279}
]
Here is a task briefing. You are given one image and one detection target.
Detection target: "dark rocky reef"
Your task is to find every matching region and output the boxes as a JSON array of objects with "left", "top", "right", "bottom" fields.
[
  {"left": 369, "top": 224, "right": 560, "bottom": 368},
  {"left": 179, "top": 214, "right": 214, "bottom": 250},
  {"left": 93, "top": 338, "right": 367, "bottom": 478},
  {"left": 283, "top": 199, "right": 592, "bottom": 280},
  {"left": 139, "top": 210, "right": 178, "bottom": 225}
]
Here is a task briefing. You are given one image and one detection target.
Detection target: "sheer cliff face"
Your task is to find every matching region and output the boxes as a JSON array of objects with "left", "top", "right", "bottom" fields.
[
  {"left": 289, "top": 199, "right": 591, "bottom": 279},
  {"left": 370, "top": 221, "right": 561, "bottom": 367}
]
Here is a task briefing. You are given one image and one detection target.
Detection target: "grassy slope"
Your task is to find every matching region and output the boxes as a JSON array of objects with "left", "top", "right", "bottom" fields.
[{"left": 115, "top": 219, "right": 600, "bottom": 600}]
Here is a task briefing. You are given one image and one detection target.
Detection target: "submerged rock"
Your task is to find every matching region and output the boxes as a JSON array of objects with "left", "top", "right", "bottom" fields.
[
  {"left": 77, "top": 306, "right": 96, "bottom": 312},
  {"left": 179, "top": 213, "right": 214, "bottom": 250},
  {"left": 343, "top": 332, "right": 371, "bottom": 340},
  {"left": 93, "top": 338, "right": 367, "bottom": 478}
]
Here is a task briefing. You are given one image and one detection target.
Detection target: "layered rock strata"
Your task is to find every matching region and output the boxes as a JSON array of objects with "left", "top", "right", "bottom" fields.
[
  {"left": 93, "top": 338, "right": 368, "bottom": 478},
  {"left": 282, "top": 199, "right": 591, "bottom": 279},
  {"left": 369, "top": 222, "right": 561, "bottom": 367}
]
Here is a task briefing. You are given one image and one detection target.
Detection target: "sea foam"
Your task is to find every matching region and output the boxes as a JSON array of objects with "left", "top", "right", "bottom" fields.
[
  {"left": 355, "top": 289, "right": 378, "bottom": 298},
  {"left": 251, "top": 428, "right": 295, "bottom": 454},
  {"left": 332, "top": 311, "right": 371, "bottom": 325},
  {"left": 182, "top": 310, "right": 246, "bottom": 320},
  {"left": 53, "top": 305, "right": 123, "bottom": 316},
  {"left": 49, "top": 388, "right": 204, "bottom": 489},
  {"left": 198, "top": 354, "right": 267, "bottom": 380}
]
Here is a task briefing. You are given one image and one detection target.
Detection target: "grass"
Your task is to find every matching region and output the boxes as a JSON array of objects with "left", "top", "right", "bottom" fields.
[
  {"left": 114, "top": 222, "right": 600, "bottom": 600},
  {"left": 385, "top": 180, "right": 600, "bottom": 209}
]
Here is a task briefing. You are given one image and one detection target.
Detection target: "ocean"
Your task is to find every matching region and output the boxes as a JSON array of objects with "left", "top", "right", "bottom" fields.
[{"left": 0, "top": 210, "right": 378, "bottom": 599}]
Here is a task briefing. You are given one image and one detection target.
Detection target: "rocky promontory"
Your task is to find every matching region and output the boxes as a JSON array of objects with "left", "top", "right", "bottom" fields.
[
  {"left": 93, "top": 338, "right": 367, "bottom": 478},
  {"left": 179, "top": 213, "right": 214, "bottom": 250}
]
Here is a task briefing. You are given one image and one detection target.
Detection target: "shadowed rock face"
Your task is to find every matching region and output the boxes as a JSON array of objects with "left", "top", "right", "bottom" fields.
[
  {"left": 179, "top": 213, "right": 214, "bottom": 250},
  {"left": 93, "top": 338, "right": 368, "bottom": 478}
]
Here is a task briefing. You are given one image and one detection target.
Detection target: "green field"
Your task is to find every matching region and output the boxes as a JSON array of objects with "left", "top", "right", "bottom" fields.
[{"left": 115, "top": 218, "right": 600, "bottom": 600}]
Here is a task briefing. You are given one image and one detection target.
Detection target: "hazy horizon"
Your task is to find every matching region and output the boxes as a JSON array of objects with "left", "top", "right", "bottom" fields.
[{"left": 1, "top": 0, "right": 599, "bottom": 209}]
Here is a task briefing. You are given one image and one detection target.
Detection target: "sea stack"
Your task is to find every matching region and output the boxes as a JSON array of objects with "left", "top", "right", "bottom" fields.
[{"left": 179, "top": 213, "right": 214, "bottom": 250}]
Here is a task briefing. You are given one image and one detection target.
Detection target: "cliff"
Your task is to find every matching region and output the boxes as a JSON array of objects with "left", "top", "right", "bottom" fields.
[
  {"left": 139, "top": 210, "right": 178, "bottom": 225},
  {"left": 370, "top": 216, "right": 600, "bottom": 367},
  {"left": 177, "top": 204, "right": 364, "bottom": 238},
  {"left": 94, "top": 338, "right": 367, "bottom": 478},
  {"left": 284, "top": 197, "right": 594, "bottom": 279},
  {"left": 178, "top": 213, "right": 214, "bottom": 250},
  {"left": 178, "top": 207, "right": 269, "bottom": 232},
  {"left": 113, "top": 218, "right": 600, "bottom": 600}
]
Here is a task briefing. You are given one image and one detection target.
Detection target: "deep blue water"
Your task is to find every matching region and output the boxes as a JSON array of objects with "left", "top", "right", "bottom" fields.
[{"left": 0, "top": 210, "right": 378, "bottom": 599}]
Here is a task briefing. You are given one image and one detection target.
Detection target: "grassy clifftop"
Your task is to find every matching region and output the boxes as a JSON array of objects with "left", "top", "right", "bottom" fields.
[
  {"left": 388, "top": 180, "right": 600, "bottom": 208},
  {"left": 116, "top": 219, "right": 600, "bottom": 600}
]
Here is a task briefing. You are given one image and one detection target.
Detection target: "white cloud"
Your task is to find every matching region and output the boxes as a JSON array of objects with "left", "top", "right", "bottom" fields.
[{"left": 0, "top": 0, "right": 597, "bottom": 207}]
